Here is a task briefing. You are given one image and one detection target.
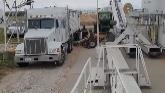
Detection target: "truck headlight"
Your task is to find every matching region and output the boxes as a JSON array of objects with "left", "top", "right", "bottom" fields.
[{"left": 16, "top": 50, "right": 23, "bottom": 54}]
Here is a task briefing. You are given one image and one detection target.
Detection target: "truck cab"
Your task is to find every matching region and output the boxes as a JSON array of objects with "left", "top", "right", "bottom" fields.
[{"left": 15, "top": 7, "right": 80, "bottom": 67}]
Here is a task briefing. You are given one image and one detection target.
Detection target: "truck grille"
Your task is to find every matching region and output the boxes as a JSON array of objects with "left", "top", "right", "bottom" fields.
[{"left": 25, "top": 38, "right": 47, "bottom": 55}]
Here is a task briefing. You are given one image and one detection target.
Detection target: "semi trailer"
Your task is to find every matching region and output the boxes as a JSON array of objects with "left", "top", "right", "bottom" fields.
[
  {"left": 6, "top": 11, "right": 27, "bottom": 37},
  {"left": 15, "top": 7, "right": 80, "bottom": 67}
]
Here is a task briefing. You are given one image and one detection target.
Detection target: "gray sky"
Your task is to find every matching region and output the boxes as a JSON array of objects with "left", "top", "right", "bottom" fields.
[{"left": 0, "top": 0, "right": 141, "bottom": 10}]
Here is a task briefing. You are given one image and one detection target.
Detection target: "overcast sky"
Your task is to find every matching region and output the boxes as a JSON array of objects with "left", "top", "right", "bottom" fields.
[{"left": 0, "top": 0, "right": 141, "bottom": 10}]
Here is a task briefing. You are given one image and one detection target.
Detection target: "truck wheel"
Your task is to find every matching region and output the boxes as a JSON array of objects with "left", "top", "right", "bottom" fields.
[
  {"left": 57, "top": 50, "right": 65, "bottom": 66},
  {"left": 67, "top": 41, "right": 72, "bottom": 53},
  {"left": 70, "top": 40, "right": 73, "bottom": 52},
  {"left": 17, "top": 63, "right": 29, "bottom": 67}
]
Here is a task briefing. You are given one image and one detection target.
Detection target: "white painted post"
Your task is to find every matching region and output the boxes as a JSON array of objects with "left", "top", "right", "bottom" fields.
[
  {"left": 15, "top": 0, "right": 20, "bottom": 43},
  {"left": 137, "top": 47, "right": 140, "bottom": 85},
  {"left": 84, "top": 68, "right": 86, "bottom": 92},
  {"left": 96, "top": 0, "right": 99, "bottom": 46},
  {"left": 136, "top": 47, "right": 138, "bottom": 72},
  {"left": 3, "top": 0, "right": 7, "bottom": 51},
  {"left": 103, "top": 47, "right": 105, "bottom": 72},
  {"left": 89, "top": 58, "right": 92, "bottom": 93}
]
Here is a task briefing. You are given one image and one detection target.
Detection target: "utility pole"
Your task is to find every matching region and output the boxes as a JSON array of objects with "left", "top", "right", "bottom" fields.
[
  {"left": 2, "top": 0, "right": 34, "bottom": 51},
  {"left": 97, "top": 0, "right": 100, "bottom": 46},
  {"left": 3, "top": 0, "right": 7, "bottom": 51},
  {"left": 14, "top": 0, "right": 20, "bottom": 43}
]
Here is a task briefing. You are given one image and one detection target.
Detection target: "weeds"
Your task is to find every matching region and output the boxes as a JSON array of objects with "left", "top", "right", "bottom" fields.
[
  {"left": 0, "top": 52, "right": 15, "bottom": 80},
  {"left": 0, "top": 28, "right": 4, "bottom": 44},
  {"left": 0, "top": 52, "right": 15, "bottom": 67}
]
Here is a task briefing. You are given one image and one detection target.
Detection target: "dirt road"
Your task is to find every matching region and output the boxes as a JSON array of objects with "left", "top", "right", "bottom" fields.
[{"left": 0, "top": 47, "right": 97, "bottom": 93}]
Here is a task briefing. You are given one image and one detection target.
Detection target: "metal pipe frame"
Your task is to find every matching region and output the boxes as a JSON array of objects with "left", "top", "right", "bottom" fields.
[
  {"left": 95, "top": 44, "right": 151, "bottom": 87},
  {"left": 70, "top": 58, "right": 92, "bottom": 93}
]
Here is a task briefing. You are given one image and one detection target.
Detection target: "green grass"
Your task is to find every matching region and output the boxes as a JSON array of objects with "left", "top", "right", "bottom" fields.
[
  {"left": 0, "top": 28, "right": 15, "bottom": 67},
  {"left": 0, "top": 52, "right": 15, "bottom": 67},
  {"left": 0, "top": 28, "right": 4, "bottom": 44},
  {"left": 0, "top": 28, "right": 17, "bottom": 80},
  {"left": 0, "top": 52, "right": 16, "bottom": 80}
]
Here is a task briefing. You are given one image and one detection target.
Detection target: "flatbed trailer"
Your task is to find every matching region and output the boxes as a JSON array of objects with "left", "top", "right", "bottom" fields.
[{"left": 137, "top": 33, "right": 161, "bottom": 57}]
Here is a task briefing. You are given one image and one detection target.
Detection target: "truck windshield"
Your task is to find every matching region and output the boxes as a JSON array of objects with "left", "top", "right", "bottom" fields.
[{"left": 28, "top": 19, "right": 54, "bottom": 29}]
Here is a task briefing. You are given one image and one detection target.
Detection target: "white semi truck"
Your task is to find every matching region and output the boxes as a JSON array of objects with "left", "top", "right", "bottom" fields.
[{"left": 15, "top": 7, "right": 80, "bottom": 67}]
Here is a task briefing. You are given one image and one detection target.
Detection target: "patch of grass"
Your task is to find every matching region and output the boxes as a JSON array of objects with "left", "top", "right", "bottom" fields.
[
  {"left": 0, "top": 28, "right": 4, "bottom": 44},
  {"left": 0, "top": 52, "right": 16, "bottom": 80},
  {"left": 0, "top": 52, "right": 15, "bottom": 67}
]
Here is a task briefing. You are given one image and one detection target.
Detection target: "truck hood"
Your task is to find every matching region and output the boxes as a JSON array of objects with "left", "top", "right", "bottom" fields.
[{"left": 24, "top": 29, "right": 54, "bottom": 39}]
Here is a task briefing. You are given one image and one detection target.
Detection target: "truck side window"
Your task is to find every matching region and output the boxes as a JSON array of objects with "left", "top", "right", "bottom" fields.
[{"left": 56, "top": 19, "right": 59, "bottom": 28}]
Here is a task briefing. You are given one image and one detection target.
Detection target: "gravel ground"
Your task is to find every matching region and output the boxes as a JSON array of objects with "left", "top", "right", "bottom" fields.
[
  {"left": 0, "top": 47, "right": 97, "bottom": 93},
  {"left": 1, "top": 46, "right": 164, "bottom": 93}
]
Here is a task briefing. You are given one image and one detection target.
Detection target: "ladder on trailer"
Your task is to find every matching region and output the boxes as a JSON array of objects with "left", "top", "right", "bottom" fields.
[
  {"left": 110, "top": 0, "right": 137, "bottom": 56},
  {"left": 111, "top": 0, "right": 126, "bottom": 30}
]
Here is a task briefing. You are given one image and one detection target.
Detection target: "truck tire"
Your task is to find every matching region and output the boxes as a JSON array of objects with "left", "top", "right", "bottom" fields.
[
  {"left": 57, "top": 49, "right": 65, "bottom": 66},
  {"left": 17, "top": 63, "right": 29, "bottom": 67},
  {"left": 67, "top": 40, "right": 72, "bottom": 53},
  {"left": 70, "top": 40, "right": 73, "bottom": 51}
]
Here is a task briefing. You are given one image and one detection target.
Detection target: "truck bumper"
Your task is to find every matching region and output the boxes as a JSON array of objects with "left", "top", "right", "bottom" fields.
[{"left": 15, "top": 54, "right": 60, "bottom": 63}]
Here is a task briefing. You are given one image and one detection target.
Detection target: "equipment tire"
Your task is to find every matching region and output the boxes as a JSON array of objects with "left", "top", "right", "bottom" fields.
[
  {"left": 88, "top": 40, "right": 97, "bottom": 48},
  {"left": 56, "top": 49, "right": 65, "bottom": 66}
]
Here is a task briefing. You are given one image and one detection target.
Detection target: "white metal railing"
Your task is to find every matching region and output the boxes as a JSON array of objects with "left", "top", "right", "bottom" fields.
[
  {"left": 111, "top": 56, "right": 142, "bottom": 93},
  {"left": 94, "top": 44, "right": 139, "bottom": 91},
  {"left": 111, "top": 58, "right": 130, "bottom": 93},
  {"left": 101, "top": 44, "right": 145, "bottom": 93},
  {"left": 71, "top": 44, "right": 151, "bottom": 93},
  {"left": 70, "top": 58, "right": 92, "bottom": 93},
  {"left": 138, "top": 47, "right": 151, "bottom": 86},
  {"left": 96, "top": 44, "right": 151, "bottom": 87},
  {"left": 96, "top": 44, "right": 138, "bottom": 74}
]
